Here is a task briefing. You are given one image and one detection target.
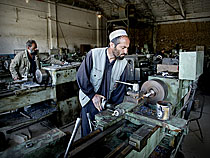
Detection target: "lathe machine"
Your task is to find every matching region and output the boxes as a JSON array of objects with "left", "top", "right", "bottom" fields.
[
  {"left": 63, "top": 49, "right": 203, "bottom": 158},
  {"left": 0, "top": 62, "right": 81, "bottom": 156}
]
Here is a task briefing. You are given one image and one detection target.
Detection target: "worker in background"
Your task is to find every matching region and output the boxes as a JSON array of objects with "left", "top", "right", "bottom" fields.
[
  {"left": 76, "top": 29, "right": 130, "bottom": 137},
  {"left": 10, "top": 40, "right": 63, "bottom": 80},
  {"left": 156, "top": 48, "right": 166, "bottom": 59}
]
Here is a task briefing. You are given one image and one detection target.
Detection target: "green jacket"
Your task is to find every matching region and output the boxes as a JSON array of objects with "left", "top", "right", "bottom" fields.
[{"left": 10, "top": 50, "right": 63, "bottom": 79}]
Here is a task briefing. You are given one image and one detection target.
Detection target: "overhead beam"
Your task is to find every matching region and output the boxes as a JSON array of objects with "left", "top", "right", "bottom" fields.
[
  {"left": 162, "top": 0, "right": 186, "bottom": 19},
  {"left": 177, "top": 0, "right": 186, "bottom": 18},
  {"left": 142, "top": 0, "right": 155, "bottom": 21},
  {"left": 110, "top": 0, "right": 125, "bottom": 9}
]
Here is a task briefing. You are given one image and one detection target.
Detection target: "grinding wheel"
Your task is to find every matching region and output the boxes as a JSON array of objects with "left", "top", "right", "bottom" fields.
[
  {"left": 35, "top": 69, "right": 49, "bottom": 84},
  {"left": 141, "top": 79, "right": 168, "bottom": 104}
]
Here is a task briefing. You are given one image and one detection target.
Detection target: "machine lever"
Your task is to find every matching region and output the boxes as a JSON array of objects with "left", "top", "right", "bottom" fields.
[
  {"left": 116, "top": 81, "right": 139, "bottom": 92},
  {"left": 64, "top": 118, "right": 81, "bottom": 158},
  {"left": 87, "top": 113, "right": 93, "bottom": 132}
]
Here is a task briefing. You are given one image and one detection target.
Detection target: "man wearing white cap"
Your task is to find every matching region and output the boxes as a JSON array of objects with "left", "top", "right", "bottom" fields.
[{"left": 76, "top": 29, "right": 130, "bottom": 137}]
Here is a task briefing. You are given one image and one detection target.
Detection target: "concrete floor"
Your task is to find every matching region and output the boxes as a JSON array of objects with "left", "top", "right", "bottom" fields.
[{"left": 182, "top": 93, "right": 210, "bottom": 158}]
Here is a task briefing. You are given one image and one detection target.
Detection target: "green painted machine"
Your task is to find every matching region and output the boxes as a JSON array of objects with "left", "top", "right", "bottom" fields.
[
  {"left": 0, "top": 49, "right": 204, "bottom": 158},
  {"left": 64, "top": 50, "right": 204, "bottom": 158},
  {"left": 0, "top": 63, "right": 81, "bottom": 157}
]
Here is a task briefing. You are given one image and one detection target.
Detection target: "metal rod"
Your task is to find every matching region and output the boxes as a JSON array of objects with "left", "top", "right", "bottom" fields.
[
  {"left": 87, "top": 113, "right": 93, "bottom": 132},
  {"left": 64, "top": 117, "right": 81, "bottom": 158},
  {"left": 115, "top": 81, "right": 134, "bottom": 86}
]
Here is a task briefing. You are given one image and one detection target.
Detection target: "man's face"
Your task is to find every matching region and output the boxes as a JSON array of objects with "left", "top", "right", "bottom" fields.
[
  {"left": 28, "top": 43, "right": 37, "bottom": 55},
  {"left": 112, "top": 36, "right": 130, "bottom": 60}
]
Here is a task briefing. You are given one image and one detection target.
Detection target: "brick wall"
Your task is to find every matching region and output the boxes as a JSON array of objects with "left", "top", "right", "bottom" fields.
[{"left": 156, "top": 21, "right": 210, "bottom": 53}]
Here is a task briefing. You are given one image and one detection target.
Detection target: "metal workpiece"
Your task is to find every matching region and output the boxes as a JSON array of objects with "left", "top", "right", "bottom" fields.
[
  {"left": 101, "top": 98, "right": 114, "bottom": 110},
  {"left": 112, "top": 108, "right": 125, "bottom": 117}
]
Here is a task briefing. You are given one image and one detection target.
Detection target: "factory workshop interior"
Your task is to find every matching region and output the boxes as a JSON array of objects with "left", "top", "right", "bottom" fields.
[{"left": 0, "top": 0, "right": 210, "bottom": 158}]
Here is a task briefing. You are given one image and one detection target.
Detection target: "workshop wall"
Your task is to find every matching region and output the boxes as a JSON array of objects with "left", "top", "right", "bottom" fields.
[
  {"left": 130, "top": 25, "right": 154, "bottom": 53},
  {"left": 156, "top": 21, "right": 210, "bottom": 53},
  {"left": 0, "top": 0, "right": 97, "bottom": 55},
  {"left": 56, "top": 3, "right": 97, "bottom": 50}
]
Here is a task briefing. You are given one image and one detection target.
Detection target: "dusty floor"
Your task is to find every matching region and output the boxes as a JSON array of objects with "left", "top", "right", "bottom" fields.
[{"left": 182, "top": 93, "right": 210, "bottom": 158}]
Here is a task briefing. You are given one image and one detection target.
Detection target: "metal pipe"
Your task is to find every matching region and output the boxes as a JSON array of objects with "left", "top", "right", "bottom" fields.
[
  {"left": 48, "top": 1, "right": 53, "bottom": 49},
  {"left": 55, "top": 2, "right": 59, "bottom": 48},
  {"left": 64, "top": 117, "right": 81, "bottom": 158},
  {"left": 96, "top": 13, "right": 100, "bottom": 47}
]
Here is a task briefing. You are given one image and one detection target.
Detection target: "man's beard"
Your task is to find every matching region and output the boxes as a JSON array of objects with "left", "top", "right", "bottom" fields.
[{"left": 113, "top": 48, "right": 125, "bottom": 60}]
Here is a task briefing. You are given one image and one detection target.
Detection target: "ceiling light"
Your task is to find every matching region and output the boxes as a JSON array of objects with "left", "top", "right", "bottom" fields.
[{"left": 96, "top": 11, "right": 102, "bottom": 18}]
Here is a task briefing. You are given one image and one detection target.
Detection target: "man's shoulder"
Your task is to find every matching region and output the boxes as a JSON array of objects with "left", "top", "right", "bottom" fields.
[
  {"left": 12, "top": 51, "right": 26, "bottom": 60},
  {"left": 92, "top": 47, "right": 106, "bottom": 50},
  {"left": 91, "top": 48, "right": 107, "bottom": 57},
  {"left": 91, "top": 47, "right": 107, "bottom": 53},
  {"left": 15, "top": 51, "right": 26, "bottom": 58}
]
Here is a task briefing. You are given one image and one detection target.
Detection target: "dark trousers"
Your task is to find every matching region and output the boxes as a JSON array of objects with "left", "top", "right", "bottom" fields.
[{"left": 80, "top": 100, "right": 99, "bottom": 137}]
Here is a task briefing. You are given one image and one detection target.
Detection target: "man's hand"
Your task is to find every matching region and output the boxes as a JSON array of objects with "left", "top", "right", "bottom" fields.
[{"left": 92, "top": 94, "right": 106, "bottom": 111}]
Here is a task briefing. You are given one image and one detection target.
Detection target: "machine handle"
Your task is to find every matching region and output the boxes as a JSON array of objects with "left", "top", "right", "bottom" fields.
[{"left": 64, "top": 118, "right": 81, "bottom": 158}]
